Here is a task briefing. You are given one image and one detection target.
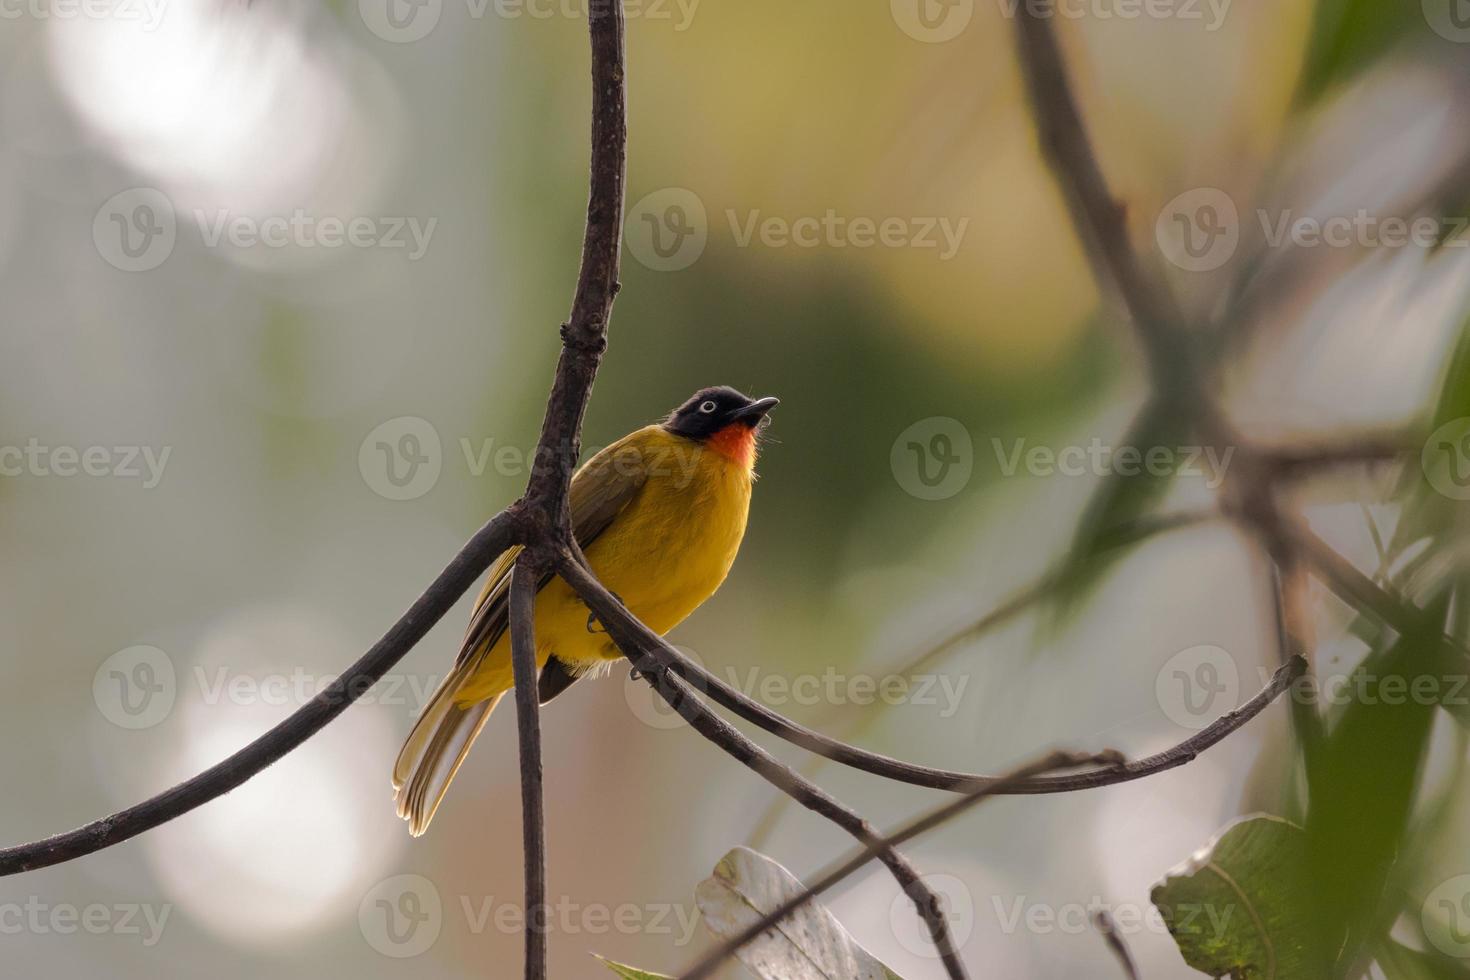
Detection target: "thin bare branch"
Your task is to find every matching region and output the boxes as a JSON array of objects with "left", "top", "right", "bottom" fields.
[
  {"left": 1011, "top": 8, "right": 1186, "bottom": 385},
  {"left": 502, "top": 4, "right": 627, "bottom": 974},
  {"left": 555, "top": 554, "right": 969, "bottom": 979},
  {"left": 1287, "top": 522, "right": 1470, "bottom": 666},
  {"left": 509, "top": 564, "right": 547, "bottom": 979},
  {"left": 0, "top": 509, "right": 522, "bottom": 876},
  {"left": 678, "top": 749, "right": 1123, "bottom": 980},
  {"left": 1259, "top": 434, "right": 1415, "bottom": 480},
  {"left": 595, "top": 596, "right": 1303, "bottom": 795},
  {"left": 0, "top": 16, "right": 632, "bottom": 964},
  {"left": 1266, "top": 550, "right": 1325, "bottom": 775}
]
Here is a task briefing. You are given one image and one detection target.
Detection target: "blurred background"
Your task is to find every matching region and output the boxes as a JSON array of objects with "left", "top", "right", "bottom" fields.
[{"left": 4, "top": 0, "right": 1470, "bottom": 976}]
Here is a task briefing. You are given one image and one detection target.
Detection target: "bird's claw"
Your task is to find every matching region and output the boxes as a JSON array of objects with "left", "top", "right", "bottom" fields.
[{"left": 585, "top": 592, "right": 624, "bottom": 635}]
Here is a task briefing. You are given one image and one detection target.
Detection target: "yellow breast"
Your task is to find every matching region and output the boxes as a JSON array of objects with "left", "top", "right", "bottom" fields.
[{"left": 540, "top": 427, "right": 753, "bottom": 665}]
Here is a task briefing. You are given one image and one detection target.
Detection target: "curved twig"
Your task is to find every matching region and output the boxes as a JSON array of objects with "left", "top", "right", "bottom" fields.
[
  {"left": 643, "top": 620, "right": 1304, "bottom": 796},
  {"left": 0, "top": 510, "right": 521, "bottom": 876},
  {"left": 678, "top": 749, "right": 1124, "bottom": 980},
  {"left": 556, "top": 554, "right": 970, "bottom": 980}
]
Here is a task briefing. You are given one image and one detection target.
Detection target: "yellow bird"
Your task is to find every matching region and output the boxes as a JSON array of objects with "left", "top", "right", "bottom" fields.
[{"left": 393, "top": 386, "right": 779, "bottom": 835}]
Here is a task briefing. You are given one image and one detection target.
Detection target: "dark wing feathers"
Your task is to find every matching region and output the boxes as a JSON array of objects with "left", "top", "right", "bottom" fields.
[{"left": 452, "top": 435, "right": 652, "bottom": 683}]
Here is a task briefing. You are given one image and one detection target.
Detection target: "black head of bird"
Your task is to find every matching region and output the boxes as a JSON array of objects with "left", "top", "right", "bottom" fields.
[{"left": 663, "top": 386, "right": 780, "bottom": 441}]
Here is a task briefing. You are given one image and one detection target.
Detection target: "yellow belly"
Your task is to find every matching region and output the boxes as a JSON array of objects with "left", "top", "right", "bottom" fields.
[{"left": 456, "top": 444, "right": 752, "bottom": 703}]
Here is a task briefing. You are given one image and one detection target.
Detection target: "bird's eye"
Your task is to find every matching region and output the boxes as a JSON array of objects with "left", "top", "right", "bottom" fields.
[{"left": 698, "top": 400, "right": 718, "bottom": 414}]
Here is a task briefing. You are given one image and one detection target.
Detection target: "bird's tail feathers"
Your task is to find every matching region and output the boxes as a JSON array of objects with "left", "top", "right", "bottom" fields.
[{"left": 392, "top": 659, "right": 505, "bottom": 837}]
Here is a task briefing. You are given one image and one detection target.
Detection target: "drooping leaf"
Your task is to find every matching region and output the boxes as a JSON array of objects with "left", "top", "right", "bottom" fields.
[
  {"left": 594, "top": 956, "right": 674, "bottom": 980},
  {"left": 1151, "top": 814, "right": 1324, "bottom": 979},
  {"left": 1304, "top": 593, "right": 1451, "bottom": 970},
  {"left": 695, "top": 846, "right": 905, "bottom": 980}
]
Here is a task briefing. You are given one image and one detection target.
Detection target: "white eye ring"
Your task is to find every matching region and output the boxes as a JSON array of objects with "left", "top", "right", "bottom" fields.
[{"left": 698, "top": 400, "right": 718, "bottom": 414}]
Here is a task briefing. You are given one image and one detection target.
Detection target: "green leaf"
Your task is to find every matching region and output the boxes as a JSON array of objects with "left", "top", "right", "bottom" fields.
[
  {"left": 594, "top": 956, "right": 674, "bottom": 980},
  {"left": 1151, "top": 814, "right": 1324, "bottom": 979},
  {"left": 1294, "top": 0, "right": 1424, "bottom": 106},
  {"left": 695, "top": 846, "right": 905, "bottom": 980},
  {"left": 1304, "top": 594, "right": 1450, "bottom": 969}
]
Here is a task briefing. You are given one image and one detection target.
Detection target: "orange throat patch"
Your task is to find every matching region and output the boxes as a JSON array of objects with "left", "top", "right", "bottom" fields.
[{"left": 707, "top": 423, "right": 758, "bottom": 471}]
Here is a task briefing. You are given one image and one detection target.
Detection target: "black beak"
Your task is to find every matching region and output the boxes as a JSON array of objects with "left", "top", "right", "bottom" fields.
[{"left": 732, "top": 396, "right": 780, "bottom": 426}]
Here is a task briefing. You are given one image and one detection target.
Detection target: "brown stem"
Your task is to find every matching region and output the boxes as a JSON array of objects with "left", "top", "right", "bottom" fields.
[
  {"left": 0, "top": 510, "right": 522, "bottom": 876},
  {"left": 556, "top": 554, "right": 970, "bottom": 980},
  {"left": 509, "top": 563, "right": 547, "bottom": 979},
  {"left": 678, "top": 750, "right": 1123, "bottom": 980}
]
